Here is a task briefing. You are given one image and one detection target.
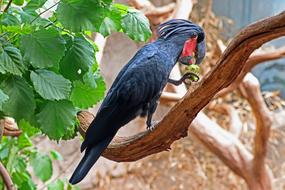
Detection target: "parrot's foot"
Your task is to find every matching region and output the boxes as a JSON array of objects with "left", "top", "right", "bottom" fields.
[{"left": 147, "top": 120, "right": 159, "bottom": 131}]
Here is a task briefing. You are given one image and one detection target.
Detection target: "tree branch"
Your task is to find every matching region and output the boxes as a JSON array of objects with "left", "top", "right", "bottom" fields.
[
  {"left": 239, "top": 74, "right": 272, "bottom": 179},
  {"left": 77, "top": 11, "right": 285, "bottom": 162},
  {"left": 0, "top": 161, "right": 15, "bottom": 190}
]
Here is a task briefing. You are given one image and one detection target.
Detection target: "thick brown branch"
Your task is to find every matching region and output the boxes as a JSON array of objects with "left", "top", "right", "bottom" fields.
[
  {"left": 77, "top": 12, "right": 285, "bottom": 162},
  {"left": 0, "top": 162, "right": 15, "bottom": 190}
]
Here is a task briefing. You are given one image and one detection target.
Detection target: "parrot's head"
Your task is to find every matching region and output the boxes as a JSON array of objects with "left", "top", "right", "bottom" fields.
[{"left": 157, "top": 19, "right": 206, "bottom": 65}]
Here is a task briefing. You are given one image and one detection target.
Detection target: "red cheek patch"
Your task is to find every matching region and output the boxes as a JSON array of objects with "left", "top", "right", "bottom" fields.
[{"left": 181, "top": 36, "right": 197, "bottom": 59}]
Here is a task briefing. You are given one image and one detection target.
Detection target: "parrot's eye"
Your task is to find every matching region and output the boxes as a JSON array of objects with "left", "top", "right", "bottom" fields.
[{"left": 179, "top": 36, "right": 198, "bottom": 65}]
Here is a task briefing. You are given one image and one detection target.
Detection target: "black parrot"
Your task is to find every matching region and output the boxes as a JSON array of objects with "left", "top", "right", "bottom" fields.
[{"left": 69, "top": 19, "right": 206, "bottom": 184}]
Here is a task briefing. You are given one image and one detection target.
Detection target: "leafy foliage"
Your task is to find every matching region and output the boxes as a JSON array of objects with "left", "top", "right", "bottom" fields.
[
  {"left": 0, "top": 0, "right": 151, "bottom": 140},
  {"left": 0, "top": 122, "right": 80, "bottom": 189}
]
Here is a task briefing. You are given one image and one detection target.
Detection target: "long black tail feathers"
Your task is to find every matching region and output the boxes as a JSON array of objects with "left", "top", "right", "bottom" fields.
[{"left": 69, "top": 136, "right": 113, "bottom": 185}]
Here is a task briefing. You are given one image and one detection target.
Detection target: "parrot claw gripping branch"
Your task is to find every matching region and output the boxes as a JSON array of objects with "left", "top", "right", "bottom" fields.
[{"left": 69, "top": 19, "right": 206, "bottom": 185}]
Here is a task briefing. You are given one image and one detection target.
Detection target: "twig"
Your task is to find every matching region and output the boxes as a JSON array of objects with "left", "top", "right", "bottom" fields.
[
  {"left": 30, "top": 2, "right": 59, "bottom": 24},
  {"left": 0, "top": 161, "right": 15, "bottom": 190},
  {"left": 3, "top": 0, "right": 12, "bottom": 12}
]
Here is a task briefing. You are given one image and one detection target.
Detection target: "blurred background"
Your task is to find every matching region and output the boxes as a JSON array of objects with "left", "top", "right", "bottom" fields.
[{"left": 33, "top": 0, "right": 285, "bottom": 189}]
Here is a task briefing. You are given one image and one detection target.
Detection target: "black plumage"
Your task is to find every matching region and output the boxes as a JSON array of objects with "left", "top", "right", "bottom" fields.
[{"left": 69, "top": 19, "right": 206, "bottom": 185}]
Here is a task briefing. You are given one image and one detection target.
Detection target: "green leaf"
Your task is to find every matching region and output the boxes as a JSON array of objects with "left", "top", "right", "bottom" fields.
[
  {"left": 50, "top": 150, "right": 63, "bottom": 161},
  {"left": 19, "top": 8, "right": 50, "bottom": 25},
  {"left": 13, "top": 0, "right": 25, "bottom": 6},
  {"left": 0, "top": 143, "right": 9, "bottom": 160},
  {"left": 67, "top": 183, "right": 80, "bottom": 190},
  {"left": 61, "top": 124, "right": 77, "bottom": 140},
  {"left": 14, "top": 157, "right": 27, "bottom": 172},
  {"left": 0, "top": 44, "right": 25, "bottom": 76},
  {"left": 18, "top": 119, "right": 40, "bottom": 137},
  {"left": 20, "top": 28, "right": 66, "bottom": 69},
  {"left": 36, "top": 100, "right": 76, "bottom": 140},
  {"left": 31, "top": 69, "right": 72, "bottom": 100},
  {"left": 24, "top": 0, "right": 47, "bottom": 11},
  {"left": 20, "top": 180, "right": 36, "bottom": 190},
  {"left": 56, "top": 0, "right": 106, "bottom": 32},
  {"left": 99, "top": 17, "right": 119, "bottom": 37},
  {"left": 48, "top": 179, "right": 64, "bottom": 190},
  {"left": 31, "top": 152, "right": 52, "bottom": 182},
  {"left": 12, "top": 171, "right": 31, "bottom": 187},
  {"left": 0, "top": 77, "right": 36, "bottom": 121},
  {"left": 18, "top": 133, "right": 33, "bottom": 149},
  {"left": 112, "top": 3, "right": 128, "bottom": 15},
  {"left": 20, "top": 9, "right": 37, "bottom": 23},
  {"left": 70, "top": 77, "right": 105, "bottom": 109},
  {"left": 121, "top": 9, "right": 152, "bottom": 41},
  {"left": 1, "top": 25, "right": 34, "bottom": 35},
  {"left": 0, "top": 89, "right": 9, "bottom": 111},
  {"left": 82, "top": 68, "right": 97, "bottom": 88},
  {"left": 0, "top": 13, "right": 20, "bottom": 26},
  {"left": 98, "top": 4, "right": 124, "bottom": 37},
  {"left": 59, "top": 36, "right": 95, "bottom": 81}
]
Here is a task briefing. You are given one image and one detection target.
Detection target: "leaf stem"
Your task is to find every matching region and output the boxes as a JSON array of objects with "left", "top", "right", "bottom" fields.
[
  {"left": 30, "top": 2, "right": 59, "bottom": 24},
  {"left": 3, "top": 0, "right": 12, "bottom": 12}
]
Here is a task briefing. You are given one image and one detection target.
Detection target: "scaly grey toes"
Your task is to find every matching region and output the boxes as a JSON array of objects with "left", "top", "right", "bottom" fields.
[{"left": 147, "top": 120, "right": 159, "bottom": 131}]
